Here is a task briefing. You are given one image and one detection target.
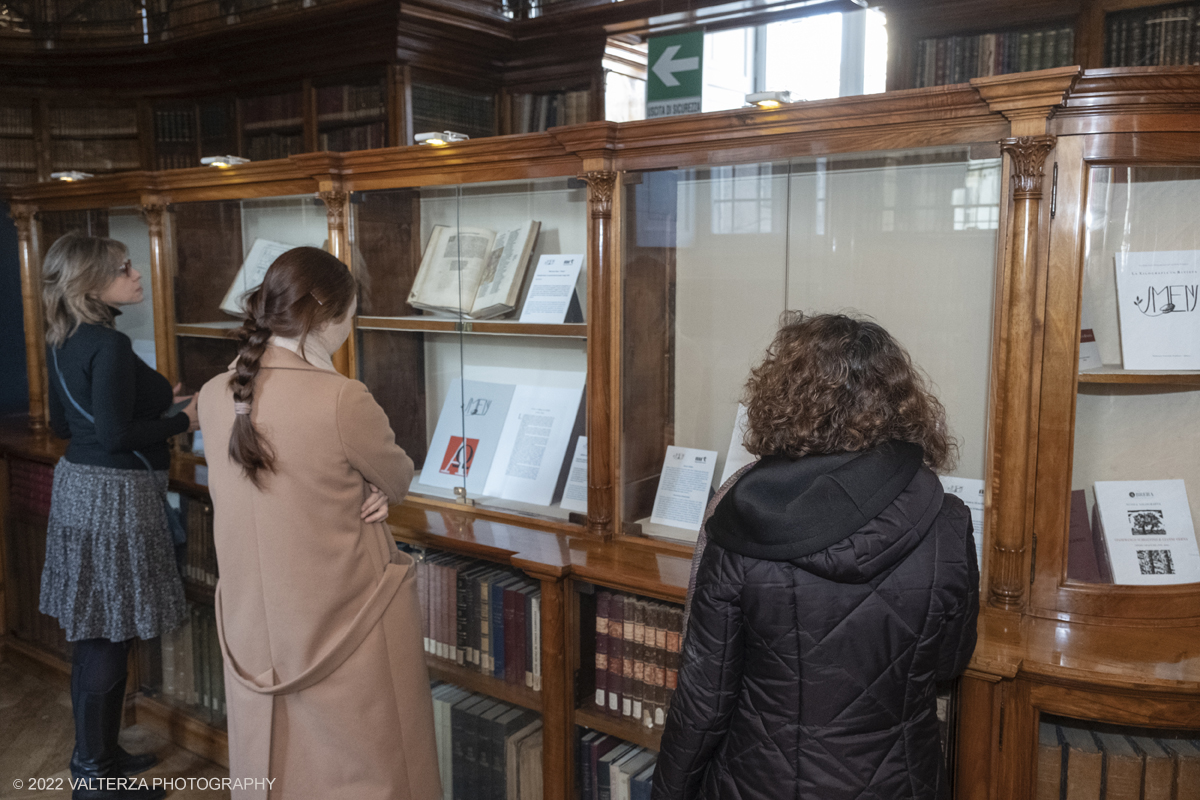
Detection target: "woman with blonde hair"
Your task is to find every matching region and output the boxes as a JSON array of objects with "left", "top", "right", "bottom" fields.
[
  {"left": 197, "top": 246, "right": 439, "bottom": 799},
  {"left": 41, "top": 232, "right": 195, "bottom": 800},
  {"left": 655, "top": 312, "right": 979, "bottom": 800}
]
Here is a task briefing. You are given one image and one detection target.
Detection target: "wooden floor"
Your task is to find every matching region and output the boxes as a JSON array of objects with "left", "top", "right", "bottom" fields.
[{"left": 0, "top": 659, "right": 229, "bottom": 799}]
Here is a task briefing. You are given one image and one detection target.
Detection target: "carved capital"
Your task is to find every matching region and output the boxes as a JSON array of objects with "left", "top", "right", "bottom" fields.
[
  {"left": 140, "top": 203, "right": 168, "bottom": 236},
  {"left": 317, "top": 191, "right": 349, "bottom": 230},
  {"left": 1000, "top": 136, "right": 1056, "bottom": 200},
  {"left": 8, "top": 203, "right": 36, "bottom": 240},
  {"left": 579, "top": 171, "right": 617, "bottom": 219}
]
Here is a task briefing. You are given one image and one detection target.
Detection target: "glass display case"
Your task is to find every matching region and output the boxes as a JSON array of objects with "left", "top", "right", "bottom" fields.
[
  {"left": 351, "top": 177, "right": 590, "bottom": 524},
  {"left": 167, "top": 194, "right": 331, "bottom": 398},
  {"left": 620, "top": 146, "right": 1004, "bottom": 548}
]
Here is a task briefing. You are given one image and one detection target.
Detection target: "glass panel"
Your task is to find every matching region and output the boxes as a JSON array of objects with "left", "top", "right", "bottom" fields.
[
  {"left": 171, "top": 195, "right": 328, "bottom": 393},
  {"left": 352, "top": 177, "right": 587, "bottom": 520},
  {"left": 1070, "top": 166, "right": 1200, "bottom": 585},
  {"left": 622, "top": 146, "right": 1002, "bottom": 545},
  {"left": 108, "top": 206, "right": 156, "bottom": 369}
]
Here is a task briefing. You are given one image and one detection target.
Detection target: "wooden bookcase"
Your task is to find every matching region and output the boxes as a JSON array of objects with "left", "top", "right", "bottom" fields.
[{"left": 5, "top": 67, "right": 1200, "bottom": 798}]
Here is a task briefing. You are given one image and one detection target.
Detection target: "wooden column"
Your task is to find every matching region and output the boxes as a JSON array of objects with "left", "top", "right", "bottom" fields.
[
  {"left": 141, "top": 199, "right": 178, "bottom": 385},
  {"left": 318, "top": 189, "right": 354, "bottom": 378},
  {"left": 537, "top": 576, "right": 569, "bottom": 800},
  {"left": 580, "top": 171, "right": 617, "bottom": 537},
  {"left": 971, "top": 68, "right": 1077, "bottom": 611},
  {"left": 989, "top": 135, "right": 1055, "bottom": 610},
  {"left": 11, "top": 203, "right": 47, "bottom": 430}
]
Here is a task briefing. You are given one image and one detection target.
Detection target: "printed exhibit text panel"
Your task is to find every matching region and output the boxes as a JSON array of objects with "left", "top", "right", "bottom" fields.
[
  {"left": 621, "top": 148, "right": 1001, "bottom": 545},
  {"left": 1070, "top": 166, "right": 1200, "bottom": 586}
]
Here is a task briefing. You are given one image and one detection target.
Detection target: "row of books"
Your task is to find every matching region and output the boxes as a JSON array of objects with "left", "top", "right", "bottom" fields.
[
  {"left": 418, "top": 552, "right": 543, "bottom": 691},
  {"left": 1107, "top": 4, "right": 1200, "bottom": 68},
  {"left": 1038, "top": 722, "right": 1200, "bottom": 800},
  {"left": 593, "top": 590, "right": 682, "bottom": 730},
  {"left": 0, "top": 137, "right": 36, "bottom": 171},
  {"left": 432, "top": 685, "right": 542, "bottom": 800},
  {"left": 49, "top": 106, "right": 138, "bottom": 137},
  {"left": 412, "top": 81, "right": 497, "bottom": 141},
  {"left": 245, "top": 132, "right": 304, "bottom": 162},
  {"left": 0, "top": 105, "right": 34, "bottom": 136},
  {"left": 9, "top": 457, "right": 53, "bottom": 517},
  {"left": 912, "top": 27, "right": 1075, "bottom": 88},
  {"left": 511, "top": 90, "right": 591, "bottom": 134},
  {"left": 154, "top": 108, "right": 197, "bottom": 143},
  {"left": 179, "top": 493, "right": 218, "bottom": 587},
  {"left": 153, "top": 601, "right": 227, "bottom": 724},
  {"left": 316, "top": 82, "right": 386, "bottom": 123},
  {"left": 241, "top": 91, "right": 304, "bottom": 131},
  {"left": 154, "top": 152, "right": 199, "bottom": 170},
  {"left": 577, "top": 731, "right": 655, "bottom": 800},
  {"left": 318, "top": 121, "right": 386, "bottom": 153},
  {"left": 51, "top": 138, "right": 140, "bottom": 171}
]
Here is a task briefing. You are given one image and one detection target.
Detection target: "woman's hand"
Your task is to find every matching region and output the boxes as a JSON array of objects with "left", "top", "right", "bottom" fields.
[
  {"left": 173, "top": 384, "right": 200, "bottom": 433},
  {"left": 361, "top": 482, "right": 389, "bottom": 523}
]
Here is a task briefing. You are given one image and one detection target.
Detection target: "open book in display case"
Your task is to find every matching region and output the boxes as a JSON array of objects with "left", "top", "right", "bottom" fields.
[{"left": 8, "top": 68, "right": 1200, "bottom": 800}]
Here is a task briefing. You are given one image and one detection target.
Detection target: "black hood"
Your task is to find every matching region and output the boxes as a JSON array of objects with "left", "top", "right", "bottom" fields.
[{"left": 706, "top": 440, "right": 945, "bottom": 582}]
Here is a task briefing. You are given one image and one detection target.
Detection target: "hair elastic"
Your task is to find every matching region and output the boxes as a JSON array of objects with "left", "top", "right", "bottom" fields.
[{"left": 234, "top": 402, "right": 252, "bottom": 416}]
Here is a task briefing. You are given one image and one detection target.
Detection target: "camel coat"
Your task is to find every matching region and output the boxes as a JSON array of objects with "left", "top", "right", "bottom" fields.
[{"left": 198, "top": 346, "right": 440, "bottom": 800}]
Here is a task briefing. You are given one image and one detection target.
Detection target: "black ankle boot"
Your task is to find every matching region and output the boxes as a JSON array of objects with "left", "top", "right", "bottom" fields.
[{"left": 69, "top": 678, "right": 165, "bottom": 800}]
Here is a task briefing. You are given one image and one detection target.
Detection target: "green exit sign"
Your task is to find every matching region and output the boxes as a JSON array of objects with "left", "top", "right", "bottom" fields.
[{"left": 646, "top": 31, "right": 704, "bottom": 118}]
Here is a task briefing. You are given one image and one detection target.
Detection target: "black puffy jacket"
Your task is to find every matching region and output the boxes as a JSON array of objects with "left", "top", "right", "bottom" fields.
[{"left": 652, "top": 441, "right": 979, "bottom": 800}]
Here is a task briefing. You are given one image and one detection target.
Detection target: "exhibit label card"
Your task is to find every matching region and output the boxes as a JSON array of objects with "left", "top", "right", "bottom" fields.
[
  {"left": 1114, "top": 250, "right": 1200, "bottom": 370},
  {"left": 519, "top": 255, "right": 584, "bottom": 324},
  {"left": 939, "top": 476, "right": 985, "bottom": 570},
  {"left": 420, "top": 379, "right": 516, "bottom": 495},
  {"left": 1094, "top": 479, "right": 1200, "bottom": 585},
  {"left": 718, "top": 404, "right": 756, "bottom": 487},
  {"left": 482, "top": 384, "right": 584, "bottom": 506},
  {"left": 560, "top": 436, "right": 588, "bottom": 513},
  {"left": 650, "top": 446, "right": 718, "bottom": 536}
]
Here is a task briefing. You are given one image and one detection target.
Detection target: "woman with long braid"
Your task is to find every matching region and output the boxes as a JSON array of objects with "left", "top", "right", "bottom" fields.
[{"left": 197, "top": 247, "right": 439, "bottom": 799}]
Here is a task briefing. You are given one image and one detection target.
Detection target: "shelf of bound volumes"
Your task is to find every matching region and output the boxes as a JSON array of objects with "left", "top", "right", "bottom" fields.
[
  {"left": 912, "top": 25, "right": 1076, "bottom": 88},
  {"left": 432, "top": 683, "right": 544, "bottom": 800},
  {"left": 1105, "top": 1, "right": 1200, "bottom": 68},
  {"left": 575, "top": 730, "right": 657, "bottom": 800},
  {"left": 1035, "top": 716, "right": 1200, "bottom": 800}
]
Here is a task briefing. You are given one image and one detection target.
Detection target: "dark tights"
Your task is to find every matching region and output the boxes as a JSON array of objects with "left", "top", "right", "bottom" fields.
[{"left": 72, "top": 638, "right": 130, "bottom": 694}]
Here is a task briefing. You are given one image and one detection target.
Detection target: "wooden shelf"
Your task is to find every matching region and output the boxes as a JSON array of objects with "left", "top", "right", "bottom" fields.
[
  {"left": 426, "top": 656, "right": 543, "bottom": 712},
  {"left": 574, "top": 705, "right": 663, "bottom": 751},
  {"left": 1078, "top": 367, "right": 1200, "bottom": 385},
  {"left": 176, "top": 321, "right": 240, "bottom": 339},
  {"left": 357, "top": 315, "right": 587, "bottom": 338}
]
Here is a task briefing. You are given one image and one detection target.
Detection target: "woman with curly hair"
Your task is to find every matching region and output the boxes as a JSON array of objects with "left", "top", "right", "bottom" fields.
[{"left": 653, "top": 312, "right": 979, "bottom": 800}]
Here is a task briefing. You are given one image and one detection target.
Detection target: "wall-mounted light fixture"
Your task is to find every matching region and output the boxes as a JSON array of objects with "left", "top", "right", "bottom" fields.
[
  {"left": 50, "top": 171, "right": 94, "bottom": 182},
  {"left": 745, "top": 91, "right": 793, "bottom": 109},
  {"left": 200, "top": 155, "right": 250, "bottom": 168},
  {"left": 415, "top": 131, "right": 470, "bottom": 146}
]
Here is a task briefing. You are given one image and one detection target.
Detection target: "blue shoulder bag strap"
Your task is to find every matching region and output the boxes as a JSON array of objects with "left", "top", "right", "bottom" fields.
[{"left": 51, "top": 347, "right": 187, "bottom": 547}]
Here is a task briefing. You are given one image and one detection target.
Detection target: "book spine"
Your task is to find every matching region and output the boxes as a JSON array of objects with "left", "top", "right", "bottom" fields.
[
  {"left": 504, "top": 585, "right": 519, "bottom": 685},
  {"left": 492, "top": 580, "right": 506, "bottom": 679},
  {"left": 631, "top": 599, "right": 646, "bottom": 725},
  {"left": 480, "top": 574, "right": 492, "bottom": 673},
  {"left": 448, "top": 561, "right": 460, "bottom": 663},
  {"left": 650, "top": 604, "right": 667, "bottom": 728},
  {"left": 664, "top": 607, "right": 682, "bottom": 715},
  {"left": 607, "top": 595, "right": 624, "bottom": 715},
  {"left": 471, "top": 573, "right": 482, "bottom": 669},
  {"left": 457, "top": 566, "right": 470, "bottom": 666},
  {"left": 419, "top": 557, "right": 430, "bottom": 653},
  {"left": 595, "top": 591, "right": 609, "bottom": 708},
  {"left": 524, "top": 589, "right": 534, "bottom": 689},
  {"left": 1018, "top": 32, "right": 1031, "bottom": 72},
  {"left": 935, "top": 37, "right": 947, "bottom": 86},
  {"left": 532, "top": 593, "right": 542, "bottom": 692},
  {"left": 451, "top": 703, "right": 469, "bottom": 800}
]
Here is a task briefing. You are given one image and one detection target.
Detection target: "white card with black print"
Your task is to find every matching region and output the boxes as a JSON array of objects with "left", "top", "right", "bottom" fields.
[
  {"left": 650, "top": 446, "right": 718, "bottom": 535},
  {"left": 1094, "top": 479, "right": 1200, "bottom": 585}
]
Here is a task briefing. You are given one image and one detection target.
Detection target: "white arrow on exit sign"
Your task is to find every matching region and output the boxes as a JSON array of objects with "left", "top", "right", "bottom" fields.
[{"left": 652, "top": 45, "right": 700, "bottom": 87}]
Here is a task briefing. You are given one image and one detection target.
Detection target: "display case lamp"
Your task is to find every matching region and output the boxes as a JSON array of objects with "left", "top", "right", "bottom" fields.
[
  {"left": 745, "top": 91, "right": 793, "bottom": 109},
  {"left": 416, "top": 131, "right": 470, "bottom": 146},
  {"left": 50, "top": 171, "right": 94, "bottom": 182},
  {"left": 200, "top": 155, "right": 250, "bottom": 168}
]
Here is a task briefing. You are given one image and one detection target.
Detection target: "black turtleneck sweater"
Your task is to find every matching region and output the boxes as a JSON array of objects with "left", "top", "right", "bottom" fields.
[{"left": 47, "top": 321, "right": 189, "bottom": 470}]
